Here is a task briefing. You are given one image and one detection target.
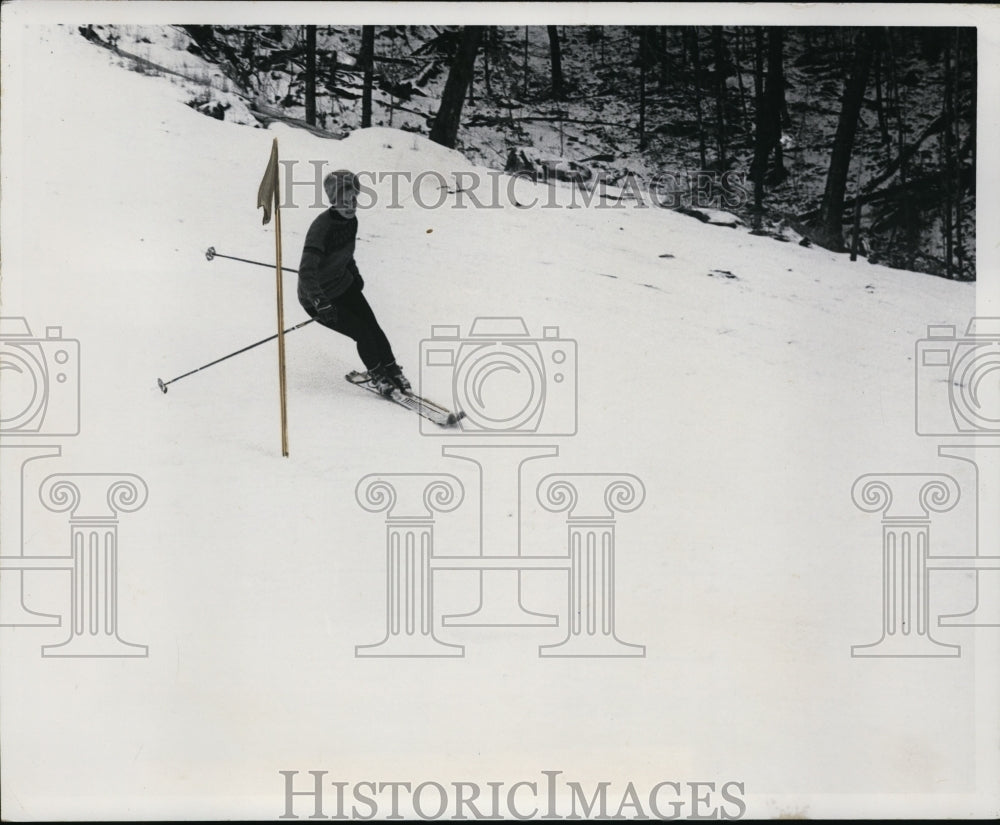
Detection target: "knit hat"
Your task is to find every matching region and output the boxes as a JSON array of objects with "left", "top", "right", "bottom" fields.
[{"left": 324, "top": 169, "right": 360, "bottom": 204}]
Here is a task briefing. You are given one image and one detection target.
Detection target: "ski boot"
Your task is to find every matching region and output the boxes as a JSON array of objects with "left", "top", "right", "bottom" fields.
[
  {"left": 367, "top": 364, "right": 397, "bottom": 397},
  {"left": 382, "top": 361, "right": 412, "bottom": 393}
]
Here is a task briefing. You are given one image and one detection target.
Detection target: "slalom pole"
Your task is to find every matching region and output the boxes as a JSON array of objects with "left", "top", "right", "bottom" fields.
[
  {"left": 205, "top": 246, "right": 298, "bottom": 274},
  {"left": 273, "top": 146, "right": 290, "bottom": 457},
  {"left": 156, "top": 319, "right": 316, "bottom": 394},
  {"left": 255, "top": 137, "right": 291, "bottom": 457}
]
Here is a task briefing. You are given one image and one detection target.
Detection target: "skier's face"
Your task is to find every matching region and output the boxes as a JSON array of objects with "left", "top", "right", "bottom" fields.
[{"left": 331, "top": 184, "right": 358, "bottom": 219}]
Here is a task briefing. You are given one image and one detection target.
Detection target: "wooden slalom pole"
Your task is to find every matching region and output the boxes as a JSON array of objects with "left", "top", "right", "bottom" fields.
[{"left": 272, "top": 140, "right": 290, "bottom": 457}]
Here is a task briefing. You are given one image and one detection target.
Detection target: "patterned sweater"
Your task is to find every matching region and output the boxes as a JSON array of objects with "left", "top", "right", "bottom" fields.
[{"left": 297, "top": 208, "right": 360, "bottom": 309}]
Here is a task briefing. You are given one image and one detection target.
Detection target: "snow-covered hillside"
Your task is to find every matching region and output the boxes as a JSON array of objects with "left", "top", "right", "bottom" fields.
[
  {"left": 1, "top": 22, "right": 995, "bottom": 822},
  {"left": 78, "top": 21, "right": 979, "bottom": 279}
]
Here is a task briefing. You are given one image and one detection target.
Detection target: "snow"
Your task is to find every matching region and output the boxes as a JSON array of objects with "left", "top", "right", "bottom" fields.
[
  {"left": 1, "top": 20, "right": 997, "bottom": 822},
  {"left": 73, "top": 20, "right": 980, "bottom": 277}
]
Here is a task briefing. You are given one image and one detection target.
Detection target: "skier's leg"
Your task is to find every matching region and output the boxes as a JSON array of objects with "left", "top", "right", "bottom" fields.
[
  {"left": 349, "top": 290, "right": 411, "bottom": 390},
  {"left": 336, "top": 286, "right": 396, "bottom": 368},
  {"left": 308, "top": 289, "right": 389, "bottom": 372}
]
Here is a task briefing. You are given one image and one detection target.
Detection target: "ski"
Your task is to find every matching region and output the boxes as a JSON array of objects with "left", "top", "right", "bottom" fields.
[{"left": 345, "top": 371, "right": 466, "bottom": 428}]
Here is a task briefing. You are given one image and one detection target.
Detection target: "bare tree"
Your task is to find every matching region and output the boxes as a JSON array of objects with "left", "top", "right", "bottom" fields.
[
  {"left": 942, "top": 31, "right": 955, "bottom": 277},
  {"left": 815, "top": 28, "right": 879, "bottom": 251},
  {"left": 733, "top": 28, "right": 750, "bottom": 134},
  {"left": 712, "top": 26, "right": 727, "bottom": 168},
  {"left": 691, "top": 28, "right": 707, "bottom": 169},
  {"left": 304, "top": 25, "right": 317, "bottom": 126},
  {"left": 751, "top": 27, "right": 766, "bottom": 219},
  {"left": 638, "top": 28, "right": 649, "bottom": 150},
  {"left": 873, "top": 42, "right": 891, "bottom": 145},
  {"left": 430, "top": 27, "right": 485, "bottom": 148},
  {"left": 749, "top": 28, "right": 786, "bottom": 193},
  {"left": 523, "top": 26, "right": 530, "bottom": 98},
  {"left": 658, "top": 26, "right": 668, "bottom": 90},
  {"left": 954, "top": 27, "right": 969, "bottom": 279},
  {"left": 360, "top": 26, "right": 375, "bottom": 128},
  {"left": 483, "top": 26, "right": 496, "bottom": 98},
  {"left": 767, "top": 27, "right": 787, "bottom": 178},
  {"left": 547, "top": 26, "right": 565, "bottom": 99}
]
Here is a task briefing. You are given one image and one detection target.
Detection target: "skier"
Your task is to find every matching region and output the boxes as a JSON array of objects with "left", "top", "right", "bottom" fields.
[{"left": 297, "top": 169, "right": 411, "bottom": 395}]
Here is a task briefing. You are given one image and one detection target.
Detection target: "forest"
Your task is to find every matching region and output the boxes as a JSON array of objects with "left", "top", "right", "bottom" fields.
[{"left": 83, "top": 24, "right": 977, "bottom": 280}]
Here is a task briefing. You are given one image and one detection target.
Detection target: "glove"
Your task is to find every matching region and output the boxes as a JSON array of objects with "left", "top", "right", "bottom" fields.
[
  {"left": 350, "top": 261, "right": 364, "bottom": 291},
  {"left": 314, "top": 300, "right": 338, "bottom": 325}
]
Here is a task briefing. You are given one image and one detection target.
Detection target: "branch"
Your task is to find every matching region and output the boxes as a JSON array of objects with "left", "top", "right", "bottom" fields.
[
  {"left": 862, "top": 113, "right": 945, "bottom": 193},
  {"left": 796, "top": 165, "right": 974, "bottom": 223}
]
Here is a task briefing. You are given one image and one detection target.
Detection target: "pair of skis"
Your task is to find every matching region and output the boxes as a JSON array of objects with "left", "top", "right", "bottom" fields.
[{"left": 345, "top": 370, "right": 465, "bottom": 428}]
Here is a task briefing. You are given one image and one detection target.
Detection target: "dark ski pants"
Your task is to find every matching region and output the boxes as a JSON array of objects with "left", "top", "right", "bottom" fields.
[{"left": 306, "top": 281, "right": 396, "bottom": 371}]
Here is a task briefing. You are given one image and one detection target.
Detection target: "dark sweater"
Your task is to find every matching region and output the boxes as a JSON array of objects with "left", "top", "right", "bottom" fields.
[{"left": 297, "top": 208, "right": 360, "bottom": 310}]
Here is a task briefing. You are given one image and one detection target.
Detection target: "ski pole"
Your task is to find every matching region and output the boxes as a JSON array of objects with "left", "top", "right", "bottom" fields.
[
  {"left": 205, "top": 246, "right": 298, "bottom": 273},
  {"left": 157, "top": 318, "right": 316, "bottom": 393}
]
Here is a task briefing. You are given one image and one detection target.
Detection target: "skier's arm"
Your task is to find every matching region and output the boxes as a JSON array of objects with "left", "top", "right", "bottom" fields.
[
  {"left": 298, "top": 215, "right": 358, "bottom": 310},
  {"left": 298, "top": 224, "right": 333, "bottom": 312}
]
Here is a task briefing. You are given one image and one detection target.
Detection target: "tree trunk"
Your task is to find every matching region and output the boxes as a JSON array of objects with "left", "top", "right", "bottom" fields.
[
  {"left": 887, "top": 30, "right": 915, "bottom": 269},
  {"left": 692, "top": 28, "right": 707, "bottom": 169},
  {"left": 659, "top": 26, "right": 668, "bottom": 90},
  {"left": 547, "top": 25, "right": 564, "bottom": 99},
  {"left": 850, "top": 165, "right": 863, "bottom": 261},
  {"left": 967, "top": 28, "right": 976, "bottom": 186},
  {"left": 751, "top": 27, "right": 765, "bottom": 220},
  {"left": 749, "top": 29, "right": 783, "bottom": 191},
  {"left": 873, "top": 45, "right": 890, "bottom": 145},
  {"left": 360, "top": 26, "right": 375, "bottom": 128},
  {"left": 468, "top": 44, "right": 476, "bottom": 106},
  {"left": 766, "top": 28, "right": 786, "bottom": 179},
  {"left": 484, "top": 26, "right": 494, "bottom": 98},
  {"left": 523, "top": 26, "right": 530, "bottom": 98},
  {"left": 430, "top": 26, "right": 485, "bottom": 148},
  {"left": 733, "top": 27, "right": 750, "bottom": 133},
  {"left": 712, "top": 26, "right": 727, "bottom": 169},
  {"left": 954, "top": 28, "right": 966, "bottom": 279},
  {"left": 942, "top": 32, "right": 954, "bottom": 278},
  {"left": 815, "top": 28, "right": 878, "bottom": 251},
  {"left": 638, "top": 29, "right": 648, "bottom": 150},
  {"left": 304, "top": 26, "right": 317, "bottom": 126}
]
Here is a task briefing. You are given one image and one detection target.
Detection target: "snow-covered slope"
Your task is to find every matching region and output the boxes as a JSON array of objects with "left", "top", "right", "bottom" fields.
[{"left": 1, "top": 24, "right": 993, "bottom": 821}]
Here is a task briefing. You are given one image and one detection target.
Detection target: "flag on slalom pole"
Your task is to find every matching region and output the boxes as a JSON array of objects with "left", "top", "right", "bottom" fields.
[
  {"left": 257, "top": 139, "right": 279, "bottom": 225},
  {"left": 257, "top": 137, "right": 290, "bottom": 456}
]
